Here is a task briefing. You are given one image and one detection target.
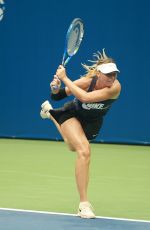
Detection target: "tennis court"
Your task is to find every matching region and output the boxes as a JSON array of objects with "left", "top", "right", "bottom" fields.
[
  {"left": 1, "top": 208, "right": 150, "bottom": 230},
  {"left": 1, "top": 0, "right": 150, "bottom": 229},
  {"left": 0, "top": 138, "right": 150, "bottom": 229}
]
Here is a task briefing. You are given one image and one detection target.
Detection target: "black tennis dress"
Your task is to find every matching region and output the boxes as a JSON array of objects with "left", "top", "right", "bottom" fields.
[{"left": 50, "top": 76, "right": 117, "bottom": 140}]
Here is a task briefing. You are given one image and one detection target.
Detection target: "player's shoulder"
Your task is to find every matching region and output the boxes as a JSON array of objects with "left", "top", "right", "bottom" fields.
[
  {"left": 113, "top": 79, "right": 121, "bottom": 91},
  {"left": 109, "top": 79, "right": 121, "bottom": 99}
]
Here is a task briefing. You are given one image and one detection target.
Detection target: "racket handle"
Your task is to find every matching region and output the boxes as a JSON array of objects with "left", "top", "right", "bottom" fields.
[
  {"left": 51, "top": 75, "right": 61, "bottom": 91},
  {"left": 52, "top": 85, "right": 59, "bottom": 90},
  {"left": 51, "top": 85, "right": 60, "bottom": 95}
]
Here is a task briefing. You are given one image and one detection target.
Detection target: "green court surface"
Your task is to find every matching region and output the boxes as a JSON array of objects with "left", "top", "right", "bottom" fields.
[{"left": 0, "top": 138, "right": 150, "bottom": 221}]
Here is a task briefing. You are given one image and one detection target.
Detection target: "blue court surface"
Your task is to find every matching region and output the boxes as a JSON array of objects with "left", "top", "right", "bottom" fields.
[{"left": 0, "top": 209, "right": 150, "bottom": 230}]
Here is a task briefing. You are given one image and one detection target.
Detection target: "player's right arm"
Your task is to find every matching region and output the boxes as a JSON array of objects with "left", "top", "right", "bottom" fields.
[
  {"left": 65, "top": 77, "right": 91, "bottom": 95},
  {"left": 50, "top": 76, "right": 91, "bottom": 98}
]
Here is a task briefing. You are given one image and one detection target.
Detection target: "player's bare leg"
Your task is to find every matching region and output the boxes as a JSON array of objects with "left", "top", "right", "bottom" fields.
[
  {"left": 40, "top": 101, "right": 95, "bottom": 218},
  {"left": 40, "top": 101, "right": 75, "bottom": 151},
  {"left": 61, "top": 118, "right": 95, "bottom": 218}
]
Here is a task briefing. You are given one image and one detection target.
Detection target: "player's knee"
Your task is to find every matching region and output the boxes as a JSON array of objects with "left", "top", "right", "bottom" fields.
[{"left": 76, "top": 142, "right": 91, "bottom": 162}]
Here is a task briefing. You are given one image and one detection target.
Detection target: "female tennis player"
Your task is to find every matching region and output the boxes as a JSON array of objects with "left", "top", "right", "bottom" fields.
[{"left": 40, "top": 49, "right": 121, "bottom": 218}]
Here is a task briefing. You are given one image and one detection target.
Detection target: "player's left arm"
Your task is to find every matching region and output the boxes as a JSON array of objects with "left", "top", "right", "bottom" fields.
[{"left": 63, "top": 77, "right": 121, "bottom": 102}]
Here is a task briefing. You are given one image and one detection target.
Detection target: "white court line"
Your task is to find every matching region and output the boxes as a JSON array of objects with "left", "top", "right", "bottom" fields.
[{"left": 0, "top": 207, "right": 150, "bottom": 223}]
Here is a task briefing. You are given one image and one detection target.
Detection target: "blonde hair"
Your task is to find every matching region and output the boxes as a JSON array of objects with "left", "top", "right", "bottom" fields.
[{"left": 82, "top": 49, "right": 115, "bottom": 78}]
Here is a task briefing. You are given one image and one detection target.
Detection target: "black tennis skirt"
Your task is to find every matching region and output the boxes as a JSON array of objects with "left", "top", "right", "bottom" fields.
[{"left": 50, "top": 101, "right": 103, "bottom": 140}]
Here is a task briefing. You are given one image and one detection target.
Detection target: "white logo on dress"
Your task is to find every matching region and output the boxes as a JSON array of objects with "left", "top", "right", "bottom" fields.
[{"left": 82, "top": 103, "right": 110, "bottom": 110}]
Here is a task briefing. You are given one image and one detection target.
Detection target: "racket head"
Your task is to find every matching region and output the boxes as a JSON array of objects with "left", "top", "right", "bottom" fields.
[{"left": 62, "top": 18, "right": 84, "bottom": 66}]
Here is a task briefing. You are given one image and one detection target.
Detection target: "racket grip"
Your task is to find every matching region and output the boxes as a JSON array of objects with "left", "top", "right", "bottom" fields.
[
  {"left": 52, "top": 85, "right": 59, "bottom": 90},
  {"left": 51, "top": 75, "right": 61, "bottom": 91}
]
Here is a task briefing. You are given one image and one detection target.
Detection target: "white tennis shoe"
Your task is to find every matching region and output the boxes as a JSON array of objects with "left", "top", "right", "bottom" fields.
[
  {"left": 40, "top": 100, "right": 53, "bottom": 119},
  {"left": 78, "top": 202, "right": 96, "bottom": 219}
]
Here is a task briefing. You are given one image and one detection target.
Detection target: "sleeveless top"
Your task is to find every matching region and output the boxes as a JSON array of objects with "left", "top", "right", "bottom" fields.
[{"left": 73, "top": 76, "right": 117, "bottom": 121}]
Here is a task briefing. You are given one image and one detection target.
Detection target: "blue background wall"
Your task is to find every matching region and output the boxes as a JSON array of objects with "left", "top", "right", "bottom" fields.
[{"left": 0, "top": 0, "right": 150, "bottom": 144}]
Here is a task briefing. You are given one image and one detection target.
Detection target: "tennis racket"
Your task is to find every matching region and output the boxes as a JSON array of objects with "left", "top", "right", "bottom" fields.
[
  {"left": 52, "top": 18, "right": 84, "bottom": 90},
  {"left": 62, "top": 17, "right": 84, "bottom": 66}
]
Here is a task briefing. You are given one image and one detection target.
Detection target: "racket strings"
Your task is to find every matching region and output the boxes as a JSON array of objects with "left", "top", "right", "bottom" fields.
[
  {"left": 62, "top": 18, "right": 84, "bottom": 66},
  {"left": 67, "top": 22, "right": 83, "bottom": 56},
  {"left": 68, "top": 29, "right": 79, "bottom": 55}
]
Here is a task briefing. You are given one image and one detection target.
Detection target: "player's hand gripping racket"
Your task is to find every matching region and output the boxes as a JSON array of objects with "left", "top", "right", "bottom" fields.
[{"left": 52, "top": 18, "right": 84, "bottom": 90}]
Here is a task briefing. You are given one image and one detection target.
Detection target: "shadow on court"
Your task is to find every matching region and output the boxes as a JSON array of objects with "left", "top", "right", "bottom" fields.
[{"left": 0, "top": 209, "right": 150, "bottom": 230}]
